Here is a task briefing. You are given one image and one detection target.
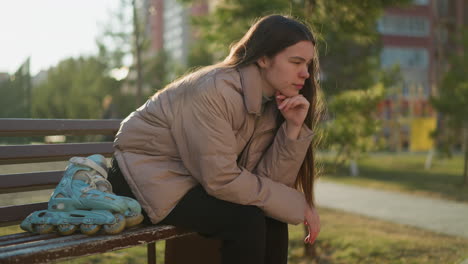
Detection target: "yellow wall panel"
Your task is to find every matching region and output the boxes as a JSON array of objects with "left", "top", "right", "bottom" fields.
[{"left": 410, "top": 118, "right": 436, "bottom": 151}]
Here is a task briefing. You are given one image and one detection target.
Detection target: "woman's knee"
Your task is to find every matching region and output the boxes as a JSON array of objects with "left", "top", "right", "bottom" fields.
[{"left": 226, "top": 205, "right": 266, "bottom": 240}]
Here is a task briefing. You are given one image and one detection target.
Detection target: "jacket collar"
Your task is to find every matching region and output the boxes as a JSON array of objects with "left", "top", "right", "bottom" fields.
[{"left": 237, "top": 64, "right": 264, "bottom": 116}]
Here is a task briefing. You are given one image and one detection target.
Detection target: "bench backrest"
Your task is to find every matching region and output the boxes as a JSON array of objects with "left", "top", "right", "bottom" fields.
[{"left": 0, "top": 118, "right": 122, "bottom": 227}]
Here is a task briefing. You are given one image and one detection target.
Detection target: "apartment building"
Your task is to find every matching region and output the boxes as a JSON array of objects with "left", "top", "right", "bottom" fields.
[
  {"left": 377, "top": 0, "right": 466, "bottom": 152},
  {"left": 145, "top": 0, "right": 209, "bottom": 67}
]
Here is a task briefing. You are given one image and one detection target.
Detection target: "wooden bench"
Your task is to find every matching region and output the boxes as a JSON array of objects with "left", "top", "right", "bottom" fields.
[{"left": 0, "top": 118, "right": 221, "bottom": 264}]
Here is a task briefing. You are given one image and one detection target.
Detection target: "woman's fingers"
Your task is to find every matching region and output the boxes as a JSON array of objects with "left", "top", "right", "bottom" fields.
[
  {"left": 284, "top": 97, "right": 302, "bottom": 111},
  {"left": 309, "top": 224, "right": 319, "bottom": 244},
  {"left": 278, "top": 97, "right": 296, "bottom": 110},
  {"left": 275, "top": 91, "right": 285, "bottom": 105},
  {"left": 304, "top": 206, "right": 321, "bottom": 245},
  {"left": 277, "top": 93, "right": 310, "bottom": 126},
  {"left": 278, "top": 95, "right": 306, "bottom": 111},
  {"left": 278, "top": 98, "right": 289, "bottom": 110},
  {"left": 308, "top": 222, "right": 318, "bottom": 244},
  {"left": 276, "top": 94, "right": 286, "bottom": 101},
  {"left": 305, "top": 231, "right": 317, "bottom": 244}
]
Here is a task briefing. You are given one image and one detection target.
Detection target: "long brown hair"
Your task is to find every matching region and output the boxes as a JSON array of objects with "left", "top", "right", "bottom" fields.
[{"left": 222, "top": 15, "right": 324, "bottom": 206}]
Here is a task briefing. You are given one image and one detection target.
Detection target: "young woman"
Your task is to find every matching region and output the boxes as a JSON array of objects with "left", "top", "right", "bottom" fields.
[{"left": 108, "top": 14, "right": 322, "bottom": 264}]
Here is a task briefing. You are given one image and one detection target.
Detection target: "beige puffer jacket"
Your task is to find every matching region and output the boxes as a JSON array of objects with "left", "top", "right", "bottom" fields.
[{"left": 113, "top": 64, "right": 313, "bottom": 224}]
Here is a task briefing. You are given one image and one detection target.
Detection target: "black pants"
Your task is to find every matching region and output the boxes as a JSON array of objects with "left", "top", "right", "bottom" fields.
[{"left": 108, "top": 158, "right": 288, "bottom": 264}]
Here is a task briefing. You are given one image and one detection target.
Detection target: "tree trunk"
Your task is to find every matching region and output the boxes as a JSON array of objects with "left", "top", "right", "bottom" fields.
[
  {"left": 133, "top": 0, "right": 143, "bottom": 107},
  {"left": 425, "top": 149, "right": 434, "bottom": 170},
  {"left": 350, "top": 159, "right": 359, "bottom": 177},
  {"left": 332, "top": 145, "right": 345, "bottom": 171},
  {"left": 463, "top": 125, "right": 468, "bottom": 185}
]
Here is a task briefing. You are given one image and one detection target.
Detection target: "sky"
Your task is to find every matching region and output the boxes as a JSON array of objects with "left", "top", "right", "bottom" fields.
[{"left": 0, "top": 0, "right": 120, "bottom": 75}]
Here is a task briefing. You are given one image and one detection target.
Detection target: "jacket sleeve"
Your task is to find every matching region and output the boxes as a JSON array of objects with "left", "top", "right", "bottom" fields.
[
  {"left": 171, "top": 82, "right": 307, "bottom": 224},
  {"left": 254, "top": 122, "right": 314, "bottom": 187}
]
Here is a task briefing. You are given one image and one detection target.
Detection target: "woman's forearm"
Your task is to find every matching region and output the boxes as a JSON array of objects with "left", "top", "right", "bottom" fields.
[{"left": 285, "top": 121, "right": 302, "bottom": 140}]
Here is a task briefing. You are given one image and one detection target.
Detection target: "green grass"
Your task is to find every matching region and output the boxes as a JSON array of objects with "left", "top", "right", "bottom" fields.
[
  {"left": 288, "top": 208, "right": 468, "bottom": 264},
  {"left": 320, "top": 153, "right": 468, "bottom": 203}
]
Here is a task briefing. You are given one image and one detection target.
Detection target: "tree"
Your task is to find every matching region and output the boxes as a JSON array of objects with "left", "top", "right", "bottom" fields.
[
  {"left": 323, "top": 83, "right": 385, "bottom": 168},
  {"left": 430, "top": 29, "right": 468, "bottom": 185},
  {"left": 0, "top": 58, "right": 31, "bottom": 118},
  {"left": 31, "top": 56, "right": 120, "bottom": 119},
  {"left": 96, "top": 0, "right": 134, "bottom": 71},
  {"left": 96, "top": 0, "right": 174, "bottom": 108},
  {"left": 187, "top": 40, "right": 215, "bottom": 69}
]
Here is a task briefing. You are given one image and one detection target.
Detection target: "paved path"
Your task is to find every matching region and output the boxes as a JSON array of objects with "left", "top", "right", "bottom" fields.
[{"left": 316, "top": 181, "right": 468, "bottom": 239}]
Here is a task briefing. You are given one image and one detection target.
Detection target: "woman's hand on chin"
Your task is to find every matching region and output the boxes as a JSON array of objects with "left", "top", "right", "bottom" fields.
[{"left": 275, "top": 91, "right": 309, "bottom": 139}]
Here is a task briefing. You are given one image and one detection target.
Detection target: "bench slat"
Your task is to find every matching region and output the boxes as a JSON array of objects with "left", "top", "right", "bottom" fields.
[
  {"left": 0, "top": 225, "right": 193, "bottom": 264},
  {"left": 0, "top": 232, "right": 102, "bottom": 253},
  {"left": 0, "top": 119, "right": 121, "bottom": 136},
  {"left": 0, "top": 233, "right": 32, "bottom": 243},
  {"left": 0, "top": 233, "right": 65, "bottom": 250},
  {"left": 0, "top": 171, "right": 62, "bottom": 194},
  {"left": 0, "top": 203, "right": 47, "bottom": 227},
  {"left": 0, "top": 143, "right": 114, "bottom": 165},
  {"left": 0, "top": 233, "right": 57, "bottom": 247}
]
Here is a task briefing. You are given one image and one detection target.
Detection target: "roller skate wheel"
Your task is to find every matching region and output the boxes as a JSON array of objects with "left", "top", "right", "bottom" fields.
[
  {"left": 57, "top": 224, "right": 78, "bottom": 235},
  {"left": 103, "top": 214, "right": 126, "bottom": 235},
  {"left": 125, "top": 214, "right": 144, "bottom": 228},
  {"left": 34, "top": 224, "right": 54, "bottom": 234},
  {"left": 80, "top": 224, "right": 101, "bottom": 235}
]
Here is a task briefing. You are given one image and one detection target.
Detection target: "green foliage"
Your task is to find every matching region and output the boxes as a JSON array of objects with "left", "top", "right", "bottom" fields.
[
  {"left": 187, "top": 41, "right": 215, "bottom": 68},
  {"left": 430, "top": 29, "right": 468, "bottom": 124},
  {"left": 0, "top": 77, "right": 20, "bottom": 118},
  {"left": 430, "top": 28, "right": 468, "bottom": 184},
  {"left": 0, "top": 59, "right": 31, "bottom": 118},
  {"left": 143, "top": 50, "right": 172, "bottom": 92},
  {"left": 323, "top": 83, "right": 385, "bottom": 165},
  {"left": 31, "top": 57, "right": 120, "bottom": 119}
]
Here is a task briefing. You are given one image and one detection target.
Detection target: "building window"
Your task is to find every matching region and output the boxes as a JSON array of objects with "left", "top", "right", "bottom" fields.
[
  {"left": 402, "top": 83, "right": 409, "bottom": 97},
  {"left": 413, "top": 0, "right": 429, "bottom": 5},
  {"left": 436, "top": 0, "right": 449, "bottom": 16},
  {"left": 377, "top": 15, "right": 430, "bottom": 37},
  {"left": 423, "top": 83, "right": 431, "bottom": 97},
  {"left": 381, "top": 47, "right": 429, "bottom": 69}
]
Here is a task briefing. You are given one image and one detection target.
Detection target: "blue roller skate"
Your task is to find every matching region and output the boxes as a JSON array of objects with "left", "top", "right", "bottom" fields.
[{"left": 20, "top": 154, "right": 144, "bottom": 236}]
